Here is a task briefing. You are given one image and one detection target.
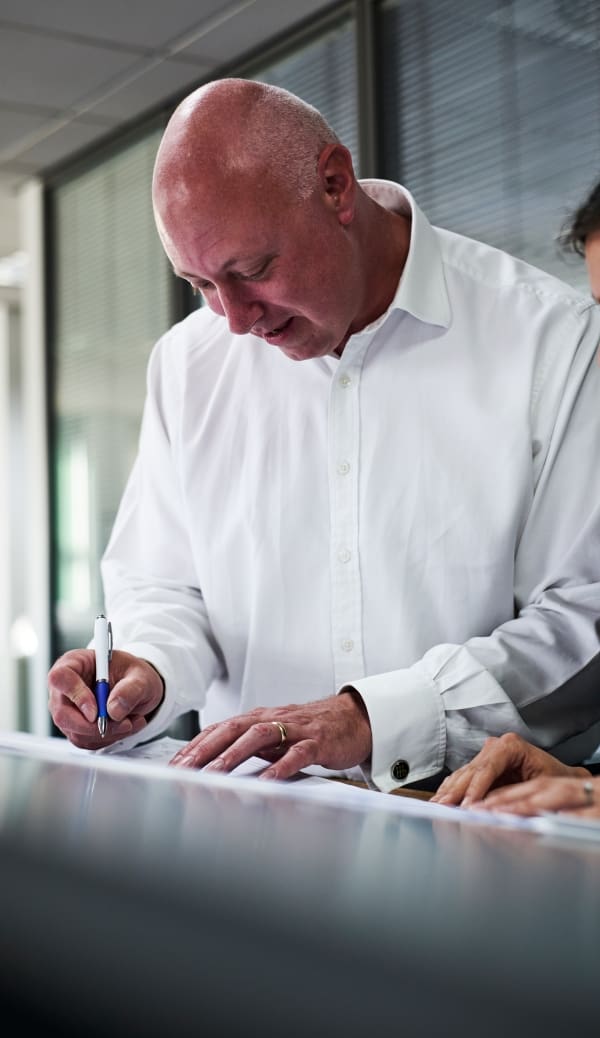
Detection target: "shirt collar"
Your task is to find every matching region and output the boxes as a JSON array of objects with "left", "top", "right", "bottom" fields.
[{"left": 360, "top": 179, "right": 452, "bottom": 330}]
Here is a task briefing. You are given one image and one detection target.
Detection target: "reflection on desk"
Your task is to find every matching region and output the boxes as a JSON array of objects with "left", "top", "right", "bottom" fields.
[{"left": 0, "top": 732, "right": 598, "bottom": 1038}]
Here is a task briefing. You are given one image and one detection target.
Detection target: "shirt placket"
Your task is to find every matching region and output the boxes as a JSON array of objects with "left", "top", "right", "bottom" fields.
[{"left": 328, "top": 338, "right": 369, "bottom": 689}]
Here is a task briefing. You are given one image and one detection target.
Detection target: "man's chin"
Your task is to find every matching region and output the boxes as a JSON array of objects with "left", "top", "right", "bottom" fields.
[
  {"left": 277, "top": 338, "right": 337, "bottom": 362},
  {"left": 281, "top": 348, "right": 325, "bottom": 362}
]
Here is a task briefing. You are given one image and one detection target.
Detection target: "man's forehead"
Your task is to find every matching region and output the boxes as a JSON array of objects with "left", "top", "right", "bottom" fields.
[
  {"left": 155, "top": 169, "right": 292, "bottom": 276},
  {"left": 164, "top": 193, "right": 280, "bottom": 257}
]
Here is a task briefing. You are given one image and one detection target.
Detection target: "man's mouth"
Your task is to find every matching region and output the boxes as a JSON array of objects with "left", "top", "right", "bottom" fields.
[{"left": 262, "top": 317, "right": 293, "bottom": 342}]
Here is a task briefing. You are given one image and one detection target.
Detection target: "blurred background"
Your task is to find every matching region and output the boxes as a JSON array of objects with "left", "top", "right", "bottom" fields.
[{"left": 1, "top": 0, "right": 599, "bottom": 735}]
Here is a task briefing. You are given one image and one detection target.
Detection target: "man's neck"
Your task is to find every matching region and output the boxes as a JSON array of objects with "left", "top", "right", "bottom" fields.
[{"left": 349, "top": 204, "right": 411, "bottom": 336}]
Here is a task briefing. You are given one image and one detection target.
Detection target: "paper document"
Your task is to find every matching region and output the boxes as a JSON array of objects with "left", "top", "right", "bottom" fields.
[{"left": 103, "top": 735, "right": 272, "bottom": 777}]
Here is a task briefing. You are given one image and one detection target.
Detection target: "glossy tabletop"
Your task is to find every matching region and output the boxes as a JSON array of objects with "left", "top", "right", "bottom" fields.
[{"left": 0, "top": 734, "right": 598, "bottom": 1038}]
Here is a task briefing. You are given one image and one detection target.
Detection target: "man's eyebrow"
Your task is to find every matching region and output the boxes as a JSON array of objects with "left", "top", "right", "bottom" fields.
[
  {"left": 173, "top": 268, "right": 201, "bottom": 280},
  {"left": 173, "top": 254, "right": 276, "bottom": 281}
]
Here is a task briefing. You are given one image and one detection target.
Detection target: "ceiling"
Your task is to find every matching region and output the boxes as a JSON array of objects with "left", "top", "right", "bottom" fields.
[{"left": 0, "top": 0, "right": 338, "bottom": 259}]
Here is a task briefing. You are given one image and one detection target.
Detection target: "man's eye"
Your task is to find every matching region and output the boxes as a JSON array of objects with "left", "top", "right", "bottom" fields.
[{"left": 237, "top": 261, "right": 272, "bottom": 282}]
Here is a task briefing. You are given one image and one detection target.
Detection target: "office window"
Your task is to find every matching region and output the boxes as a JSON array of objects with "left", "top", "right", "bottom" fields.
[
  {"left": 50, "top": 129, "right": 172, "bottom": 654},
  {"left": 378, "top": 0, "right": 600, "bottom": 291},
  {"left": 249, "top": 16, "right": 360, "bottom": 175}
]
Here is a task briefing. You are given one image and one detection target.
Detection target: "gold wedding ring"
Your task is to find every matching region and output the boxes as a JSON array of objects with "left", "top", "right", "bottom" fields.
[
  {"left": 270, "top": 720, "right": 288, "bottom": 746},
  {"left": 583, "top": 779, "right": 595, "bottom": 806}
]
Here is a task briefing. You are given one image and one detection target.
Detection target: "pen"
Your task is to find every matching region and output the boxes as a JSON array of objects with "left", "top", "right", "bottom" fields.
[{"left": 94, "top": 613, "right": 112, "bottom": 738}]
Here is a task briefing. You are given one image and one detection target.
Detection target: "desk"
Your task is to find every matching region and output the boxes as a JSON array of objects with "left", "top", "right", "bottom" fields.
[{"left": 0, "top": 735, "right": 598, "bottom": 1038}]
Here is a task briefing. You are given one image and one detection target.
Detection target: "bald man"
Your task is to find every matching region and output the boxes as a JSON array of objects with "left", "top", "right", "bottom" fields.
[{"left": 48, "top": 80, "right": 600, "bottom": 794}]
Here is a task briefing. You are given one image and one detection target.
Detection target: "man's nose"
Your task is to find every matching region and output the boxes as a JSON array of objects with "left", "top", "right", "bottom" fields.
[{"left": 212, "top": 286, "right": 263, "bottom": 335}]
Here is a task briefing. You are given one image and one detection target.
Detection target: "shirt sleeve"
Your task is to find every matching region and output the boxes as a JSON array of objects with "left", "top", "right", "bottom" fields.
[
  {"left": 99, "top": 330, "right": 225, "bottom": 750},
  {"left": 350, "top": 305, "right": 600, "bottom": 793}
]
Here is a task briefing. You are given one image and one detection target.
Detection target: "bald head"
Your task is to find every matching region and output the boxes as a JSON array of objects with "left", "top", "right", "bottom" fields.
[
  {"left": 153, "top": 78, "right": 340, "bottom": 229},
  {"left": 150, "top": 79, "right": 410, "bottom": 360}
]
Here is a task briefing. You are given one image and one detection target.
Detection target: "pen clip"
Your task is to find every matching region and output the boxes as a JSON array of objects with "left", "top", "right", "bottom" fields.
[{"left": 107, "top": 620, "right": 113, "bottom": 661}]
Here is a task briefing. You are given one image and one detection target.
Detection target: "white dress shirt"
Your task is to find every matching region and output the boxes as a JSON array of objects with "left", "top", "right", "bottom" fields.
[{"left": 102, "top": 180, "right": 600, "bottom": 791}]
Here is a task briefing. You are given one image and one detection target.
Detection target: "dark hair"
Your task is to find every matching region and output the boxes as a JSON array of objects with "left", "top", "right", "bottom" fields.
[{"left": 559, "top": 179, "right": 600, "bottom": 257}]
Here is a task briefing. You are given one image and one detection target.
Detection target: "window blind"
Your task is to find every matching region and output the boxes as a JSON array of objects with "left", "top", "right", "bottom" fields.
[
  {"left": 50, "top": 129, "right": 171, "bottom": 652},
  {"left": 378, "top": 0, "right": 600, "bottom": 292},
  {"left": 249, "top": 16, "right": 360, "bottom": 175}
]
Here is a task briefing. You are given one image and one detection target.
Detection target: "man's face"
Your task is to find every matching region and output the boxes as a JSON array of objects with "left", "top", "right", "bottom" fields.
[
  {"left": 585, "top": 229, "right": 600, "bottom": 303},
  {"left": 157, "top": 174, "right": 361, "bottom": 361}
]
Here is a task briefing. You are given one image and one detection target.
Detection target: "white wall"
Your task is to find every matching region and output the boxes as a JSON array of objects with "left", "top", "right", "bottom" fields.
[
  {"left": 0, "top": 300, "right": 17, "bottom": 729},
  {"left": 7, "top": 179, "right": 51, "bottom": 734}
]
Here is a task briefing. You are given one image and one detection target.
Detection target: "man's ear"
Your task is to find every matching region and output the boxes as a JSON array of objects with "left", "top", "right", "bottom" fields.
[{"left": 317, "top": 143, "right": 356, "bottom": 226}]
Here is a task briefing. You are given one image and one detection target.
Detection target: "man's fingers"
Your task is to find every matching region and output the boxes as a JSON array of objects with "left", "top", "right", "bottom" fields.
[
  {"left": 170, "top": 695, "right": 370, "bottom": 778},
  {"left": 170, "top": 717, "right": 245, "bottom": 768},
  {"left": 52, "top": 697, "right": 139, "bottom": 747},
  {"left": 97, "top": 654, "right": 163, "bottom": 721},
  {"left": 48, "top": 649, "right": 163, "bottom": 751},
  {"left": 173, "top": 719, "right": 290, "bottom": 772},
  {"left": 48, "top": 653, "right": 97, "bottom": 723},
  {"left": 52, "top": 698, "right": 99, "bottom": 737},
  {"left": 49, "top": 648, "right": 95, "bottom": 683},
  {"left": 170, "top": 716, "right": 320, "bottom": 780},
  {"left": 258, "top": 739, "right": 318, "bottom": 780},
  {"left": 107, "top": 677, "right": 150, "bottom": 721}
]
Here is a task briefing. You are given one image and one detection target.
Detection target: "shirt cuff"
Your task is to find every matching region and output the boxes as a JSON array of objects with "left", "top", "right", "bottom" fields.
[{"left": 346, "top": 668, "right": 446, "bottom": 792}]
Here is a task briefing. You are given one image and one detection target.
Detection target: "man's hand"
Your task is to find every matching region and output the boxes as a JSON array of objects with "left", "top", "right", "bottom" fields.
[
  {"left": 430, "top": 732, "right": 589, "bottom": 807},
  {"left": 48, "top": 649, "right": 164, "bottom": 750},
  {"left": 169, "top": 690, "right": 372, "bottom": 779}
]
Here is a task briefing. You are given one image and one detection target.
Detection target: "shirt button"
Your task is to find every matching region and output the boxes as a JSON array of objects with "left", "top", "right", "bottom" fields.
[
  {"left": 339, "top": 374, "right": 352, "bottom": 387},
  {"left": 341, "top": 639, "right": 354, "bottom": 652},
  {"left": 337, "top": 548, "right": 351, "bottom": 563},
  {"left": 337, "top": 461, "right": 351, "bottom": 475},
  {"left": 391, "top": 760, "right": 410, "bottom": 782}
]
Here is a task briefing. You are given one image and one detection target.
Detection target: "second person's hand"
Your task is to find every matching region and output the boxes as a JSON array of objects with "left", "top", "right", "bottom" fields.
[
  {"left": 431, "top": 732, "right": 589, "bottom": 807},
  {"left": 467, "top": 774, "right": 600, "bottom": 818}
]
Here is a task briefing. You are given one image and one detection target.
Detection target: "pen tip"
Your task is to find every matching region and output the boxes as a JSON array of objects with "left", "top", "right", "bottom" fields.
[{"left": 98, "top": 717, "right": 107, "bottom": 738}]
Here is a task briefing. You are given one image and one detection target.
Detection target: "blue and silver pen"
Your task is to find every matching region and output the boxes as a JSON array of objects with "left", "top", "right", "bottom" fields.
[{"left": 94, "top": 613, "right": 112, "bottom": 738}]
